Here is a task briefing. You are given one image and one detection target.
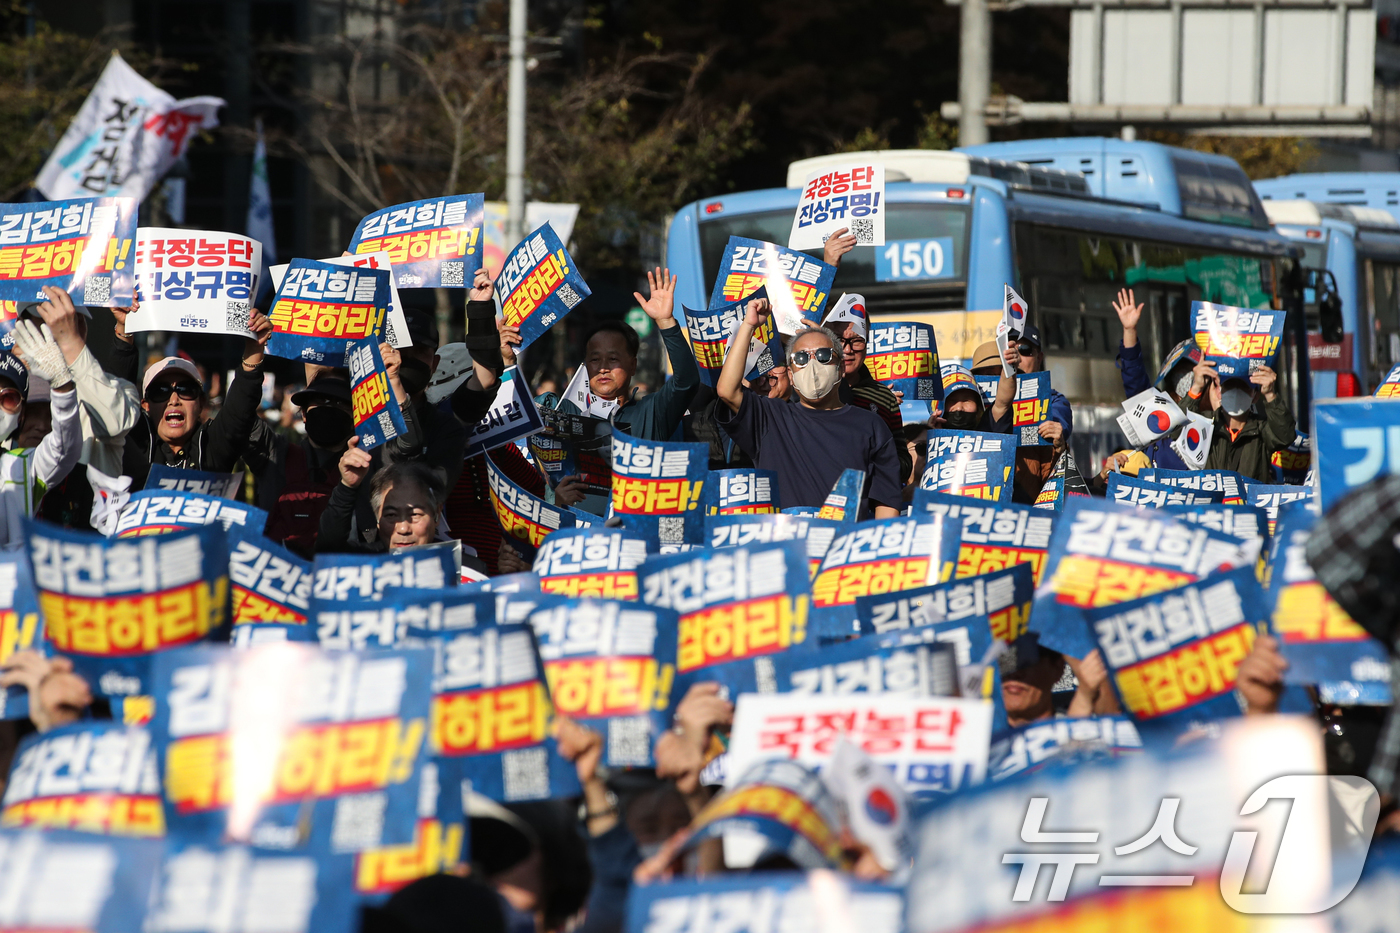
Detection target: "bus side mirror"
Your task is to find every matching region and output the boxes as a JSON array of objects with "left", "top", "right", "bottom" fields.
[{"left": 1315, "top": 270, "right": 1344, "bottom": 344}]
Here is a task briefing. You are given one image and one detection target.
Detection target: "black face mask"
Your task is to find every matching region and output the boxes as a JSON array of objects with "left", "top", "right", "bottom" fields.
[
  {"left": 945, "top": 409, "right": 982, "bottom": 430},
  {"left": 304, "top": 406, "right": 354, "bottom": 449},
  {"left": 399, "top": 359, "right": 432, "bottom": 397}
]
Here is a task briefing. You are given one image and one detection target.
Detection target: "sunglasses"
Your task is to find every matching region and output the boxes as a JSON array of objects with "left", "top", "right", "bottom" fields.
[
  {"left": 789, "top": 347, "right": 836, "bottom": 369},
  {"left": 840, "top": 337, "right": 867, "bottom": 351},
  {"left": 0, "top": 388, "right": 20, "bottom": 414},
  {"left": 1016, "top": 342, "right": 1038, "bottom": 357},
  {"left": 146, "top": 381, "right": 202, "bottom": 404}
]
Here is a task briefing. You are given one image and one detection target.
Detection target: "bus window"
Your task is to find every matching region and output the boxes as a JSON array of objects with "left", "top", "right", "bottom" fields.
[
  {"left": 698, "top": 203, "right": 971, "bottom": 294},
  {"left": 1371, "top": 261, "right": 1400, "bottom": 377}
]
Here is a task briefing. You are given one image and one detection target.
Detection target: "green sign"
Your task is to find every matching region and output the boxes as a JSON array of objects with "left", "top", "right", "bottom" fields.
[{"left": 626, "top": 307, "right": 654, "bottom": 337}]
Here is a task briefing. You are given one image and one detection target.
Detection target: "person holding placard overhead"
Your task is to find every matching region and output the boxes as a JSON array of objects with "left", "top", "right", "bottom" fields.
[{"left": 1183, "top": 355, "right": 1295, "bottom": 483}]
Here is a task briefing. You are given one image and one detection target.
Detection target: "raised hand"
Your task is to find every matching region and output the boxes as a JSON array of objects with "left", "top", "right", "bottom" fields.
[
  {"left": 1250, "top": 364, "right": 1278, "bottom": 401},
  {"left": 743, "top": 296, "right": 771, "bottom": 328},
  {"left": 633, "top": 267, "right": 678, "bottom": 329},
  {"left": 35, "top": 286, "right": 85, "bottom": 365},
  {"left": 1111, "top": 288, "right": 1143, "bottom": 348},
  {"left": 470, "top": 268, "right": 494, "bottom": 302},
  {"left": 338, "top": 436, "right": 372, "bottom": 488},
  {"left": 241, "top": 311, "right": 274, "bottom": 371},
  {"left": 823, "top": 227, "right": 857, "bottom": 268}
]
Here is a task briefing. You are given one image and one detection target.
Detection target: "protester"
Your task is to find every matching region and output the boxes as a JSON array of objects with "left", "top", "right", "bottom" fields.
[
  {"left": 1106, "top": 287, "right": 1197, "bottom": 474},
  {"left": 1184, "top": 358, "right": 1294, "bottom": 482},
  {"left": 0, "top": 336, "right": 81, "bottom": 545},
  {"left": 390, "top": 293, "right": 470, "bottom": 493},
  {"left": 1001, "top": 636, "right": 1117, "bottom": 728},
  {"left": 988, "top": 324, "right": 1072, "bottom": 439},
  {"left": 714, "top": 297, "right": 902, "bottom": 517},
  {"left": 545, "top": 268, "right": 698, "bottom": 441}
]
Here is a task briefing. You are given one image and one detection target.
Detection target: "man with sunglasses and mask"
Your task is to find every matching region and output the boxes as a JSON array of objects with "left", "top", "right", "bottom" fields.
[{"left": 715, "top": 297, "right": 902, "bottom": 518}]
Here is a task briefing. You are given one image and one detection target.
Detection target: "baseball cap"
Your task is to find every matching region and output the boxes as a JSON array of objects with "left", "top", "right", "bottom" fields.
[
  {"left": 1016, "top": 323, "right": 1042, "bottom": 348},
  {"left": 824, "top": 293, "right": 868, "bottom": 341},
  {"left": 290, "top": 373, "right": 352, "bottom": 408},
  {"left": 0, "top": 353, "right": 28, "bottom": 402},
  {"left": 972, "top": 340, "right": 1001, "bottom": 372},
  {"left": 142, "top": 357, "right": 203, "bottom": 396},
  {"left": 425, "top": 343, "right": 473, "bottom": 404},
  {"left": 940, "top": 363, "right": 979, "bottom": 399}
]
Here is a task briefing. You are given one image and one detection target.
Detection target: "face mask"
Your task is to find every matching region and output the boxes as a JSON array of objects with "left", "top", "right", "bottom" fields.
[
  {"left": 790, "top": 359, "right": 841, "bottom": 401},
  {"left": 399, "top": 358, "right": 432, "bottom": 397},
  {"left": 0, "top": 409, "right": 19, "bottom": 443},
  {"left": 1220, "top": 385, "right": 1255, "bottom": 418},
  {"left": 945, "top": 408, "right": 982, "bottom": 430},
  {"left": 303, "top": 406, "right": 354, "bottom": 448}
]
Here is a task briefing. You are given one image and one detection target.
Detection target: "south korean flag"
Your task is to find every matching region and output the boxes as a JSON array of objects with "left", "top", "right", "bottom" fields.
[
  {"left": 1171, "top": 410, "right": 1214, "bottom": 469},
  {"left": 1116, "top": 387, "right": 1186, "bottom": 448},
  {"left": 997, "top": 284, "right": 1029, "bottom": 378}
]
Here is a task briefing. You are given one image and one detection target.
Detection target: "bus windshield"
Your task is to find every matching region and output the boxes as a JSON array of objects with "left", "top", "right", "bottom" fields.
[{"left": 699, "top": 202, "right": 972, "bottom": 294}]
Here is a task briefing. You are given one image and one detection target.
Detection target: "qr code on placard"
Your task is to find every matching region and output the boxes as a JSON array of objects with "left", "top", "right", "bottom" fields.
[
  {"left": 440, "top": 261, "right": 465, "bottom": 286},
  {"left": 226, "top": 300, "right": 251, "bottom": 333},
  {"left": 330, "top": 792, "right": 387, "bottom": 852},
  {"left": 753, "top": 656, "right": 777, "bottom": 693},
  {"left": 658, "top": 516, "right": 684, "bottom": 545},
  {"left": 850, "top": 218, "right": 876, "bottom": 245},
  {"left": 82, "top": 275, "right": 111, "bottom": 306},
  {"left": 377, "top": 410, "right": 398, "bottom": 440},
  {"left": 557, "top": 283, "right": 582, "bottom": 309},
  {"left": 383, "top": 317, "right": 400, "bottom": 346},
  {"left": 502, "top": 747, "right": 549, "bottom": 800},
  {"left": 607, "top": 716, "right": 652, "bottom": 767},
  {"left": 1020, "top": 425, "right": 1041, "bottom": 446}
]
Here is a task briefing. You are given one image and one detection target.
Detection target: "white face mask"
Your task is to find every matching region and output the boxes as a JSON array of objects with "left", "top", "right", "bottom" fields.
[
  {"left": 0, "top": 409, "right": 20, "bottom": 444},
  {"left": 791, "top": 357, "right": 841, "bottom": 401}
]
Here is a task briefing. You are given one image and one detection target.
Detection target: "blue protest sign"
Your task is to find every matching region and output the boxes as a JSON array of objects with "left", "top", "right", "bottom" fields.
[
  {"left": 684, "top": 286, "right": 781, "bottom": 387},
  {"left": 911, "top": 492, "right": 1054, "bottom": 585},
  {"left": 705, "top": 512, "right": 842, "bottom": 577},
  {"left": 817, "top": 468, "right": 865, "bottom": 523},
  {"left": 267, "top": 258, "right": 390, "bottom": 365},
  {"left": 782, "top": 505, "right": 822, "bottom": 516},
  {"left": 1138, "top": 467, "right": 1248, "bottom": 504},
  {"left": 311, "top": 588, "right": 486, "bottom": 651},
  {"left": 1245, "top": 482, "right": 1315, "bottom": 535},
  {"left": 498, "top": 223, "right": 591, "bottom": 351},
  {"left": 150, "top": 642, "right": 431, "bottom": 849},
  {"left": 462, "top": 572, "right": 540, "bottom": 594},
  {"left": 1314, "top": 398, "right": 1400, "bottom": 511},
  {"left": 809, "top": 515, "right": 961, "bottom": 639},
  {"left": 2, "top": 721, "right": 161, "bottom": 836},
  {"left": 148, "top": 836, "right": 359, "bottom": 933},
  {"left": 610, "top": 428, "right": 708, "bottom": 548},
  {"left": 0, "top": 197, "right": 137, "bottom": 304},
  {"left": 144, "top": 463, "right": 243, "bottom": 498},
  {"left": 1107, "top": 472, "right": 1226, "bottom": 508},
  {"left": 0, "top": 549, "right": 42, "bottom": 720},
  {"left": 462, "top": 366, "right": 545, "bottom": 459},
  {"left": 1028, "top": 497, "right": 1258, "bottom": 659},
  {"left": 1266, "top": 506, "right": 1391, "bottom": 704},
  {"left": 973, "top": 373, "right": 999, "bottom": 408},
  {"left": 350, "top": 759, "right": 468, "bottom": 904},
  {"left": 311, "top": 541, "right": 458, "bottom": 601},
  {"left": 407, "top": 620, "right": 580, "bottom": 803},
  {"left": 1378, "top": 363, "right": 1400, "bottom": 397},
  {"left": 638, "top": 540, "right": 811, "bottom": 701},
  {"left": 229, "top": 530, "right": 312, "bottom": 626},
  {"left": 533, "top": 527, "right": 649, "bottom": 600},
  {"left": 1191, "top": 300, "right": 1283, "bottom": 378},
  {"left": 1163, "top": 502, "right": 1268, "bottom": 543},
  {"left": 525, "top": 595, "right": 679, "bottom": 767},
  {"left": 709, "top": 236, "right": 837, "bottom": 334},
  {"left": 0, "top": 828, "right": 163, "bottom": 932},
  {"left": 113, "top": 488, "right": 267, "bottom": 538},
  {"left": 920, "top": 430, "right": 1016, "bottom": 502},
  {"left": 348, "top": 194, "right": 485, "bottom": 289},
  {"left": 1008, "top": 372, "right": 1052, "bottom": 447},
  {"left": 867, "top": 322, "right": 941, "bottom": 402},
  {"left": 1271, "top": 431, "right": 1311, "bottom": 483},
  {"left": 348, "top": 336, "right": 408, "bottom": 450},
  {"left": 625, "top": 874, "right": 905, "bottom": 933},
  {"left": 486, "top": 456, "right": 575, "bottom": 560},
  {"left": 987, "top": 716, "right": 1142, "bottom": 782},
  {"left": 856, "top": 563, "right": 1034, "bottom": 646},
  {"left": 32, "top": 519, "right": 229, "bottom": 700},
  {"left": 1088, "top": 565, "right": 1266, "bottom": 733},
  {"left": 530, "top": 406, "right": 612, "bottom": 494},
  {"left": 703, "top": 468, "right": 779, "bottom": 516},
  {"left": 231, "top": 621, "right": 318, "bottom": 648},
  {"left": 769, "top": 635, "right": 958, "bottom": 696}
]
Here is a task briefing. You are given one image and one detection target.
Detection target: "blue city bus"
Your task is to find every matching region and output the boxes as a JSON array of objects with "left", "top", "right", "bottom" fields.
[
  {"left": 666, "top": 139, "right": 1305, "bottom": 468},
  {"left": 1253, "top": 173, "right": 1400, "bottom": 397}
]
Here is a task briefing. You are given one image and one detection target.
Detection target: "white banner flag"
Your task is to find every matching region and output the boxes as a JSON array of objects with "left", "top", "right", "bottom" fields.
[
  {"left": 36, "top": 52, "right": 225, "bottom": 203},
  {"left": 1116, "top": 387, "right": 1187, "bottom": 448}
]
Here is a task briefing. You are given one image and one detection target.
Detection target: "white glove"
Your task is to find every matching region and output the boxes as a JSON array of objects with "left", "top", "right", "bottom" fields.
[{"left": 11, "top": 320, "right": 73, "bottom": 389}]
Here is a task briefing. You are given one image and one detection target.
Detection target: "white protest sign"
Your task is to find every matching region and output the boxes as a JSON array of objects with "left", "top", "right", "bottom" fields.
[
  {"left": 270, "top": 251, "right": 410, "bottom": 348},
  {"left": 1116, "top": 387, "right": 1187, "bottom": 448},
  {"left": 789, "top": 162, "right": 885, "bottom": 251},
  {"left": 462, "top": 367, "right": 545, "bottom": 459},
  {"left": 1171, "top": 410, "right": 1215, "bottom": 469},
  {"left": 126, "top": 228, "right": 261, "bottom": 338},
  {"left": 726, "top": 692, "right": 991, "bottom": 795}
]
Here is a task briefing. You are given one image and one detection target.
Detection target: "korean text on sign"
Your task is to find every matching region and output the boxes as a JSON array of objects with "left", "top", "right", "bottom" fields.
[
  {"left": 127, "top": 227, "right": 260, "bottom": 338},
  {"left": 268, "top": 258, "right": 389, "bottom": 365},
  {"left": 1191, "top": 301, "right": 1283, "bottom": 378},
  {"left": 788, "top": 162, "right": 885, "bottom": 251},
  {"left": 487, "top": 456, "right": 573, "bottom": 559},
  {"left": 533, "top": 528, "right": 650, "bottom": 600},
  {"left": 867, "top": 322, "right": 941, "bottom": 402},
  {"left": 348, "top": 337, "right": 407, "bottom": 451},
  {"left": 497, "top": 222, "right": 591, "bottom": 352},
  {"left": 611, "top": 429, "right": 707, "bottom": 548},
  {"left": 0, "top": 196, "right": 136, "bottom": 305},
  {"left": 710, "top": 236, "right": 836, "bottom": 335},
  {"left": 349, "top": 194, "right": 485, "bottom": 289}
]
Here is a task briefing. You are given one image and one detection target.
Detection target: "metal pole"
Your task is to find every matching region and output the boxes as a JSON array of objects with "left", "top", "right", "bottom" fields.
[
  {"left": 505, "top": 0, "right": 527, "bottom": 249},
  {"left": 959, "top": 0, "right": 990, "bottom": 146}
]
